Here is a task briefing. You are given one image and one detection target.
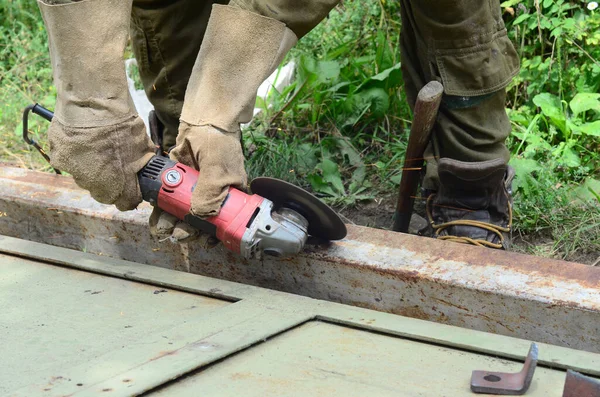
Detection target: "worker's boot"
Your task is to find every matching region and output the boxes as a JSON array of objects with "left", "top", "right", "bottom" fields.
[{"left": 425, "top": 158, "right": 514, "bottom": 249}]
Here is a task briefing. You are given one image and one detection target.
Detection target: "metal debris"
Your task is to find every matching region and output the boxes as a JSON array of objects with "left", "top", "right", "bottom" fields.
[
  {"left": 471, "top": 343, "right": 538, "bottom": 395},
  {"left": 562, "top": 370, "right": 600, "bottom": 397}
]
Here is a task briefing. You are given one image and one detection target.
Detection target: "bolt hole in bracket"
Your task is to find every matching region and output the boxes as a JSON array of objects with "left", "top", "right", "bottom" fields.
[{"left": 471, "top": 343, "right": 538, "bottom": 395}]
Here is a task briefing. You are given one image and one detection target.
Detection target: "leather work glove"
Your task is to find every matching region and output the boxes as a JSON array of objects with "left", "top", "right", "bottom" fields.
[
  {"left": 39, "top": 0, "right": 154, "bottom": 211},
  {"left": 170, "top": 124, "right": 247, "bottom": 218},
  {"left": 147, "top": 124, "right": 245, "bottom": 244},
  {"left": 152, "top": 5, "right": 297, "bottom": 243}
]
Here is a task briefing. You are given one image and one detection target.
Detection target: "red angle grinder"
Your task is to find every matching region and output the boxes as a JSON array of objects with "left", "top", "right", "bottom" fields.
[
  {"left": 23, "top": 104, "right": 347, "bottom": 260},
  {"left": 138, "top": 155, "right": 347, "bottom": 259}
]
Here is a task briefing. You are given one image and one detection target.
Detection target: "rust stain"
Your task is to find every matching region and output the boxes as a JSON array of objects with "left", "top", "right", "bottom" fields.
[
  {"left": 6, "top": 184, "right": 62, "bottom": 201},
  {"left": 230, "top": 372, "right": 253, "bottom": 380},
  {"left": 149, "top": 350, "right": 177, "bottom": 362},
  {"left": 390, "top": 305, "right": 431, "bottom": 321},
  {"left": 0, "top": 167, "right": 76, "bottom": 188},
  {"left": 526, "top": 278, "right": 557, "bottom": 288},
  {"left": 311, "top": 252, "right": 424, "bottom": 284},
  {"left": 548, "top": 299, "right": 591, "bottom": 310},
  {"left": 346, "top": 225, "right": 600, "bottom": 288},
  {"left": 350, "top": 279, "right": 363, "bottom": 289},
  {"left": 431, "top": 297, "right": 470, "bottom": 312}
]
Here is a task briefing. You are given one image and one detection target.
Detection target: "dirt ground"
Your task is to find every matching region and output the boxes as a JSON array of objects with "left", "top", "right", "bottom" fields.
[{"left": 335, "top": 194, "right": 598, "bottom": 265}]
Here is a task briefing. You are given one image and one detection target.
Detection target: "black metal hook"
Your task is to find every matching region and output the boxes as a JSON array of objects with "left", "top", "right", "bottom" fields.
[{"left": 22, "top": 104, "right": 61, "bottom": 175}]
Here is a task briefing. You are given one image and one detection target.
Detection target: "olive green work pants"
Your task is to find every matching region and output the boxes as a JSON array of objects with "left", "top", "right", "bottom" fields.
[
  {"left": 46, "top": 0, "right": 519, "bottom": 189},
  {"left": 400, "top": 0, "right": 520, "bottom": 188},
  {"left": 131, "top": 0, "right": 519, "bottom": 187}
]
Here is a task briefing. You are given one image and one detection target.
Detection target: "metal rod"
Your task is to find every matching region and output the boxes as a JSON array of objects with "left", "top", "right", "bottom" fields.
[
  {"left": 2, "top": 165, "right": 600, "bottom": 354},
  {"left": 22, "top": 104, "right": 61, "bottom": 175}
]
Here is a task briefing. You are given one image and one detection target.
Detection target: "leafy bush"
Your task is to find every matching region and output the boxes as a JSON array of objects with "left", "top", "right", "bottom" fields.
[
  {"left": 0, "top": 0, "right": 54, "bottom": 170},
  {"left": 246, "top": 0, "right": 408, "bottom": 204}
]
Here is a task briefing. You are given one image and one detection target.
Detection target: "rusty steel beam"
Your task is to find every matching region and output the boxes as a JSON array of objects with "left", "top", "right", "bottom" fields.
[{"left": 1, "top": 165, "right": 599, "bottom": 353}]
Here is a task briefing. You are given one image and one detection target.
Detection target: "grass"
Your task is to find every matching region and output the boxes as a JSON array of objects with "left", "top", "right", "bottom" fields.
[
  {"left": 0, "top": 0, "right": 54, "bottom": 171},
  {"left": 0, "top": 0, "right": 598, "bottom": 263},
  {"left": 511, "top": 173, "right": 600, "bottom": 262}
]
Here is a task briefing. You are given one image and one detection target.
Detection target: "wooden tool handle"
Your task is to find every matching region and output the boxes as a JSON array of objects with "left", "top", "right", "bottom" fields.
[{"left": 393, "top": 81, "right": 444, "bottom": 233}]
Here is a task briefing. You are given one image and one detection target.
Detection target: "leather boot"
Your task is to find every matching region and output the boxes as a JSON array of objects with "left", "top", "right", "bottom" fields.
[{"left": 424, "top": 158, "right": 515, "bottom": 249}]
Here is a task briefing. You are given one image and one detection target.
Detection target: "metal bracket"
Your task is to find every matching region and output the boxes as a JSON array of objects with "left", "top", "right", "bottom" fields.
[
  {"left": 471, "top": 343, "right": 538, "bottom": 395},
  {"left": 563, "top": 370, "right": 600, "bottom": 397}
]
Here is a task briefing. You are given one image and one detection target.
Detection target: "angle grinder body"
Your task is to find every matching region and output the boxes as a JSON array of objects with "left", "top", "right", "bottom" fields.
[
  {"left": 139, "top": 156, "right": 346, "bottom": 259},
  {"left": 21, "top": 104, "right": 346, "bottom": 259}
]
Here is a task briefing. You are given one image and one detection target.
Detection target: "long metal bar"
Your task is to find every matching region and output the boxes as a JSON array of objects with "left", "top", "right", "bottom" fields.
[{"left": 1, "top": 166, "right": 599, "bottom": 353}]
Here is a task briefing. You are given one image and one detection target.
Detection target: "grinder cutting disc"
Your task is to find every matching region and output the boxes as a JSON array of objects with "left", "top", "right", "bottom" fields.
[{"left": 250, "top": 177, "right": 347, "bottom": 241}]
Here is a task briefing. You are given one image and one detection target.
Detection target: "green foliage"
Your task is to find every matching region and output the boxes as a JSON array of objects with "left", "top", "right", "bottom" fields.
[
  {"left": 248, "top": 0, "right": 407, "bottom": 204},
  {"left": 504, "top": 0, "right": 600, "bottom": 100},
  {"left": 0, "top": 0, "right": 54, "bottom": 170},
  {"left": 500, "top": 0, "right": 600, "bottom": 259},
  {"left": 511, "top": 170, "right": 600, "bottom": 260},
  {"left": 509, "top": 91, "right": 600, "bottom": 190}
]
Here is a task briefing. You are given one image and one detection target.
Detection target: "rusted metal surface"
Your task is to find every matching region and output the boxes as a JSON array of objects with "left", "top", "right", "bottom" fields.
[
  {"left": 563, "top": 370, "right": 600, "bottom": 397},
  {"left": 1, "top": 165, "right": 600, "bottom": 353},
  {"left": 471, "top": 343, "right": 538, "bottom": 395}
]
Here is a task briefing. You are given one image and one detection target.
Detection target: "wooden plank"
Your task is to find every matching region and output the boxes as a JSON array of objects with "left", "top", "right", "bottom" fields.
[
  {"left": 153, "top": 321, "right": 567, "bottom": 397},
  {"left": 1, "top": 235, "right": 599, "bottom": 386}
]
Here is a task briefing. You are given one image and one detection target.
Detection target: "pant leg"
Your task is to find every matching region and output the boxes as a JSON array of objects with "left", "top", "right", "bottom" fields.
[
  {"left": 130, "top": 0, "right": 227, "bottom": 149},
  {"left": 229, "top": 0, "right": 339, "bottom": 38},
  {"left": 400, "top": 0, "right": 520, "bottom": 189}
]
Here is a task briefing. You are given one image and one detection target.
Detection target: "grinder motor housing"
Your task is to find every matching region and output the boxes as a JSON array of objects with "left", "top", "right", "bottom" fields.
[{"left": 138, "top": 156, "right": 309, "bottom": 259}]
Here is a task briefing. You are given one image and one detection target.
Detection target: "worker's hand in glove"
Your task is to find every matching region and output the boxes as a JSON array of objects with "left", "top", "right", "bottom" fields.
[
  {"left": 149, "top": 122, "right": 247, "bottom": 244},
  {"left": 48, "top": 116, "right": 155, "bottom": 211},
  {"left": 171, "top": 122, "right": 248, "bottom": 217},
  {"left": 38, "top": 0, "right": 155, "bottom": 211}
]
